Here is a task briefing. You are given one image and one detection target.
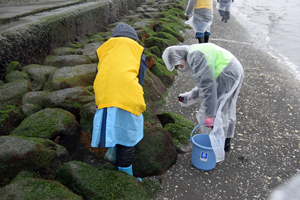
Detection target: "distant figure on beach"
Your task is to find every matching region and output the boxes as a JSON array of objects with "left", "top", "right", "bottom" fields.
[
  {"left": 91, "top": 23, "right": 147, "bottom": 182},
  {"left": 216, "top": 0, "right": 233, "bottom": 23},
  {"left": 162, "top": 43, "right": 244, "bottom": 162},
  {"left": 184, "top": 0, "right": 213, "bottom": 43}
]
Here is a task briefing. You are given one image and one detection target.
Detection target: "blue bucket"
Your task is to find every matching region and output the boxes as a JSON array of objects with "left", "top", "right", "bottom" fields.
[{"left": 190, "top": 124, "right": 216, "bottom": 171}]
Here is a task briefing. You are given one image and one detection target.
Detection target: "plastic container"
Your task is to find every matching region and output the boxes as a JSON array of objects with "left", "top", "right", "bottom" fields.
[{"left": 190, "top": 123, "right": 216, "bottom": 171}]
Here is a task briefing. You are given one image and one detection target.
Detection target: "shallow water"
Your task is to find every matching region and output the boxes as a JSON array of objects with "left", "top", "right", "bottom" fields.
[{"left": 230, "top": 0, "right": 300, "bottom": 81}]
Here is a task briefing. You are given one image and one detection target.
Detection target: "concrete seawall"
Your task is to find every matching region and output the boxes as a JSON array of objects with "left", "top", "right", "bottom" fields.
[{"left": 0, "top": 0, "right": 144, "bottom": 79}]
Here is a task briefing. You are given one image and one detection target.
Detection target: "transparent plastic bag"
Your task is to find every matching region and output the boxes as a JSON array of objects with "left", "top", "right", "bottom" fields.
[{"left": 104, "top": 146, "right": 117, "bottom": 165}]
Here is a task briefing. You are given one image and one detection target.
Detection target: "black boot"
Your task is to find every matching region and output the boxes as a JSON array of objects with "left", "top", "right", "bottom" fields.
[
  {"left": 204, "top": 35, "right": 209, "bottom": 43},
  {"left": 198, "top": 37, "right": 205, "bottom": 43},
  {"left": 224, "top": 138, "right": 231, "bottom": 152}
]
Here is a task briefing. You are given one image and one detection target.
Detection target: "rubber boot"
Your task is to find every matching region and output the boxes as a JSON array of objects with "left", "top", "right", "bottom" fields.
[
  {"left": 198, "top": 37, "right": 205, "bottom": 43},
  {"left": 204, "top": 35, "right": 209, "bottom": 43},
  {"left": 118, "top": 165, "right": 142, "bottom": 182},
  {"left": 224, "top": 138, "right": 231, "bottom": 152},
  {"left": 221, "top": 15, "right": 225, "bottom": 22}
]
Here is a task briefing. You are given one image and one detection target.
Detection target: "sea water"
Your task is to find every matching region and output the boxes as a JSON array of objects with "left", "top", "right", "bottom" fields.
[{"left": 230, "top": 0, "right": 300, "bottom": 81}]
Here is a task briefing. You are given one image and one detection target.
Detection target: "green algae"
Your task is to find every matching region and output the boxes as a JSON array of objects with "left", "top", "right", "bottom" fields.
[
  {"left": 148, "top": 46, "right": 161, "bottom": 57},
  {"left": 55, "top": 161, "right": 151, "bottom": 200},
  {"left": 133, "top": 124, "right": 177, "bottom": 177},
  {"left": 0, "top": 178, "right": 82, "bottom": 199},
  {"left": 6, "top": 61, "right": 20, "bottom": 74},
  {"left": 5, "top": 71, "right": 29, "bottom": 83},
  {"left": 10, "top": 108, "right": 78, "bottom": 139},
  {"left": 9, "top": 170, "right": 39, "bottom": 184},
  {"left": 164, "top": 123, "right": 193, "bottom": 151},
  {"left": 157, "top": 112, "right": 194, "bottom": 130},
  {"left": 0, "top": 136, "right": 68, "bottom": 187},
  {"left": 0, "top": 105, "right": 24, "bottom": 136}
]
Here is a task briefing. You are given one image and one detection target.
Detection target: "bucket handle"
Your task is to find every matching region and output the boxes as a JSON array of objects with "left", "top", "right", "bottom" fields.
[{"left": 190, "top": 123, "right": 205, "bottom": 142}]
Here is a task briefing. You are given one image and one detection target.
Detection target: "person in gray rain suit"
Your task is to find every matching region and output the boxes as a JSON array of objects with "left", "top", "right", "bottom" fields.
[
  {"left": 184, "top": 0, "right": 213, "bottom": 43},
  {"left": 162, "top": 43, "right": 244, "bottom": 163},
  {"left": 217, "top": 0, "right": 234, "bottom": 23}
]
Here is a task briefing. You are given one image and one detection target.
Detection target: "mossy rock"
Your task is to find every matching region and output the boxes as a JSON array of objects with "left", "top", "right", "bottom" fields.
[
  {"left": 0, "top": 80, "right": 31, "bottom": 110},
  {"left": 142, "top": 180, "right": 162, "bottom": 198},
  {"left": 7, "top": 61, "right": 21, "bottom": 74},
  {"left": 133, "top": 123, "right": 178, "bottom": 177},
  {"left": 10, "top": 108, "right": 80, "bottom": 153},
  {"left": 143, "top": 51, "right": 176, "bottom": 88},
  {"left": 0, "top": 105, "right": 24, "bottom": 136},
  {"left": 11, "top": 108, "right": 79, "bottom": 139},
  {"left": 0, "top": 136, "right": 69, "bottom": 187},
  {"left": 148, "top": 46, "right": 161, "bottom": 57},
  {"left": 164, "top": 123, "right": 193, "bottom": 152},
  {"left": 55, "top": 161, "right": 151, "bottom": 200},
  {"left": 88, "top": 35, "right": 106, "bottom": 43},
  {"left": 144, "top": 36, "right": 173, "bottom": 52},
  {"left": 150, "top": 61, "right": 175, "bottom": 88},
  {"left": 157, "top": 112, "right": 194, "bottom": 130},
  {"left": 143, "top": 91, "right": 162, "bottom": 128},
  {"left": 164, "top": 8, "right": 186, "bottom": 19},
  {"left": 42, "top": 86, "right": 95, "bottom": 118},
  {"left": 21, "top": 103, "right": 43, "bottom": 117},
  {"left": 9, "top": 170, "right": 39, "bottom": 184},
  {"left": 143, "top": 70, "right": 166, "bottom": 108},
  {"left": 22, "top": 64, "right": 58, "bottom": 91},
  {"left": 50, "top": 47, "right": 81, "bottom": 55},
  {"left": 85, "top": 85, "right": 94, "bottom": 94},
  {"left": 5, "top": 71, "right": 29, "bottom": 83},
  {"left": 44, "top": 63, "right": 97, "bottom": 91},
  {"left": 66, "top": 42, "right": 85, "bottom": 49},
  {"left": 159, "top": 25, "right": 184, "bottom": 42},
  {"left": 0, "top": 178, "right": 82, "bottom": 199},
  {"left": 152, "top": 32, "right": 180, "bottom": 45},
  {"left": 79, "top": 102, "right": 97, "bottom": 135},
  {"left": 42, "top": 55, "right": 92, "bottom": 68}
]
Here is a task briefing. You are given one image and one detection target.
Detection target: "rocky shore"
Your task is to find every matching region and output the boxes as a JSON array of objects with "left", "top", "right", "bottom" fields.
[
  {"left": 0, "top": 0, "right": 300, "bottom": 199},
  {"left": 0, "top": 0, "right": 196, "bottom": 199}
]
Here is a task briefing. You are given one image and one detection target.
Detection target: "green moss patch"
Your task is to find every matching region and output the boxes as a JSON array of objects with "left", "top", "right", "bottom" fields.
[
  {"left": 133, "top": 124, "right": 178, "bottom": 177},
  {"left": 157, "top": 112, "right": 194, "bottom": 130},
  {"left": 0, "top": 178, "right": 82, "bottom": 199},
  {"left": 55, "top": 161, "right": 151, "bottom": 200},
  {"left": 10, "top": 108, "right": 78, "bottom": 139},
  {"left": 164, "top": 123, "right": 193, "bottom": 152},
  {"left": 0, "top": 105, "right": 24, "bottom": 136}
]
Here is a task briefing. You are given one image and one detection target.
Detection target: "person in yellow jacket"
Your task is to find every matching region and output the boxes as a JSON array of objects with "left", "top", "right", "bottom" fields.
[
  {"left": 91, "top": 23, "right": 147, "bottom": 182},
  {"left": 184, "top": 0, "right": 213, "bottom": 43}
]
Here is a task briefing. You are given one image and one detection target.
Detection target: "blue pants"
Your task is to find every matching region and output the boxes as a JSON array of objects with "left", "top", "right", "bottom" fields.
[
  {"left": 219, "top": 10, "right": 230, "bottom": 20},
  {"left": 195, "top": 31, "right": 211, "bottom": 38}
]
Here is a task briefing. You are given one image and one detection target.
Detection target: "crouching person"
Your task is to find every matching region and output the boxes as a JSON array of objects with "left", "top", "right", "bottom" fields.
[{"left": 162, "top": 43, "right": 244, "bottom": 162}]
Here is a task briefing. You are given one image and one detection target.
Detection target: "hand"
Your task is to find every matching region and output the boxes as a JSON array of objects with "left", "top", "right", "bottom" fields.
[
  {"left": 178, "top": 96, "right": 188, "bottom": 103},
  {"left": 205, "top": 117, "right": 214, "bottom": 128}
]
